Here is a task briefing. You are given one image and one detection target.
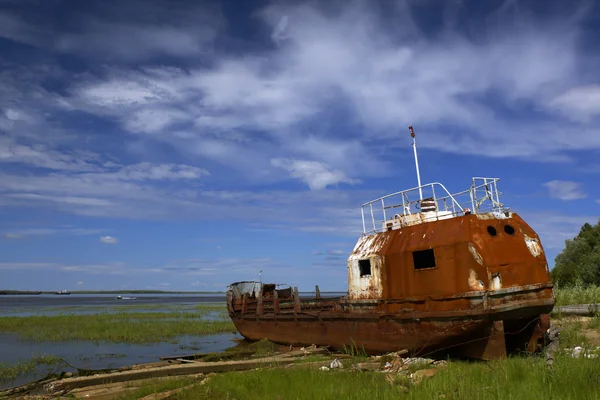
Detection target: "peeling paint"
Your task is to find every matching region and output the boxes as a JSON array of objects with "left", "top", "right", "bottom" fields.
[
  {"left": 348, "top": 234, "right": 389, "bottom": 299},
  {"left": 468, "top": 243, "right": 484, "bottom": 266},
  {"left": 490, "top": 273, "right": 502, "bottom": 291},
  {"left": 476, "top": 211, "right": 512, "bottom": 220},
  {"left": 468, "top": 269, "right": 485, "bottom": 291},
  {"left": 349, "top": 234, "right": 392, "bottom": 260},
  {"left": 524, "top": 234, "right": 542, "bottom": 257},
  {"left": 348, "top": 257, "right": 383, "bottom": 299}
]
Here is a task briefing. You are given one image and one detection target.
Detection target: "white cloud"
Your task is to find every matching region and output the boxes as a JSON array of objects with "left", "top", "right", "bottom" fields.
[
  {"left": 271, "top": 158, "right": 360, "bottom": 190},
  {"left": 8, "top": 193, "right": 115, "bottom": 207},
  {"left": 115, "top": 162, "right": 209, "bottom": 180},
  {"left": 548, "top": 85, "right": 600, "bottom": 122},
  {"left": 0, "top": 262, "right": 125, "bottom": 274},
  {"left": 543, "top": 180, "right": 587, "bottom": 201},
  {"left": 53, "top": 0, "right": 599, "bottom": 178},
  {"left": 0, "top": 136, "right": 101, "bottom": 171},
  {"left": 3, "top": 233, "right": 25, "bottom": 239},
  {"left": 0, "top": 1, "right": 223, "bottom": 62},
  {"left": 100, "top": 236, "right": 118, "bottom": 244},
  {"left": 2, "top": 226, "right": 106, "bottom": 239},
  {"left": 77, "top": 281, "right": 84, "bottom": 285}
]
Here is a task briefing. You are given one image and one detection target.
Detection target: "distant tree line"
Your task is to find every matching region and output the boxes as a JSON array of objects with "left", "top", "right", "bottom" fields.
[{"left": 550, "top": 218, "right": 600, "bottom": 287}]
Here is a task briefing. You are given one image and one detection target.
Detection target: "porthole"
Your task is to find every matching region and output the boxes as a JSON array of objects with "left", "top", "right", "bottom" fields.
[
  {"left": 487, "top": 226, "right": 497, "bottom": 236},
  {"left": 504, "top": 225, "right": 515, "bottom": 235}
]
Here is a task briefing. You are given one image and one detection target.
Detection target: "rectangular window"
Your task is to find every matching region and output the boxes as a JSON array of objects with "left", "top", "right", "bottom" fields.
[
  {"left": 413, "top": 249, "right": 436, "bottom": 270},
  {"left": 358, "top": 259, "right": 371, "bottom": 277}
]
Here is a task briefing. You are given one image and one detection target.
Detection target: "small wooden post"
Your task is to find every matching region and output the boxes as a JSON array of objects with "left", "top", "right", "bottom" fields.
[
  {"left": 274, "top": 288, "right": 280, "bottom": 314},
  {"left": 315, "top": 285, "right": 321, "bottom": 299},
  {"left": 293, "top": 286, "right": 300, "bottom": 313},
  {"left": 257, "top": 286, "right": 263, "bottom": 316}
]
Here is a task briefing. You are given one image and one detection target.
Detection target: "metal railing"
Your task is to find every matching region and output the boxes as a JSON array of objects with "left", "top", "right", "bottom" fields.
[{"left": 361, "top": 177, "right": 506, "bottom": 235}]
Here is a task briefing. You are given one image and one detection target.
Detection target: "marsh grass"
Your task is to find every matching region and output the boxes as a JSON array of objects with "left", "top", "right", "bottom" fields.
[
  {"left": 554, "top": 284, "right": 600, "bottom": 306},
  {"left": 173, "top": 355, "right": 600, "bottom": 400},
  {"left": 200, "top": 338, "right": 282, "bottom": 362},
  {"left": 0, "top": 310, "right": 236, "bottom": 344},
  {"left": 0, "top": 354, "right": 65, "bottom": 383},
  {"left": 342, "top": 339, "right": 369, "bottom": 359}
]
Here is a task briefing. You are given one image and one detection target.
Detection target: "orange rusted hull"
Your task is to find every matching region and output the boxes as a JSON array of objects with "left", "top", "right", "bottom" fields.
[
  {"left": 227, "top": 285, "right": 553, "bottom": 359},
  {"left": 227, "top": 212, "right": 555, "bottom": 359}
]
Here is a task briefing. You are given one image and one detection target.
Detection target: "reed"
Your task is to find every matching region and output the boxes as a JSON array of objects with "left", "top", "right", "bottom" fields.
[
  {"left": 0, "top": 311, "right": 236, "bottom": 344},
  {"left": 0, "top": 354, "right": 64, "bottom": 383},
  {"left": 554, "top": 284, "right": 600, "bottom": 306}
]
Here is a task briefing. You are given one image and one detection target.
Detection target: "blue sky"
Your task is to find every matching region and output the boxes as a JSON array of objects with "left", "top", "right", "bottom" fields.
[{"left": 0, "top": 0, "right": 599, "bottom": 292}]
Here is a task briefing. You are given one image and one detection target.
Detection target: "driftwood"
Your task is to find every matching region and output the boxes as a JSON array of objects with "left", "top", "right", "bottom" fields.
[
  {"left": 46, "top": 346, "right": 330, "bottom": 394},
  {"left": 552, "top": 304, "right": 600, "bottom": 316}
]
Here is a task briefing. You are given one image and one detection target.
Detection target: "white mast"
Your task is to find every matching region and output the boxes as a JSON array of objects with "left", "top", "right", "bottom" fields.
[{"left": 408, "top": 126, "right": 423, "bottom": 201}]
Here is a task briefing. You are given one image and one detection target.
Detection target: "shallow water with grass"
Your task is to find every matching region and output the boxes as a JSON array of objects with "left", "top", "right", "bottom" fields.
[{"left": 0, "top": 293, "right": 242, "bottom": 389}]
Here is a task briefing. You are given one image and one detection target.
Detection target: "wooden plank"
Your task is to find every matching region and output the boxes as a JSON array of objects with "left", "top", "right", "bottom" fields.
[{"left": 50, "top": 356, "right": 298, "bottom": 393}]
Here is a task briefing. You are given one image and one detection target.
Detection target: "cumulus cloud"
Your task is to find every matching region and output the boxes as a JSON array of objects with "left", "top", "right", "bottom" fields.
[
  {"left": 271, "top": 158, "right": 360, "bottom": 190},
  {"left": 543, "top": 180, "right": 587, "bottom": 201},
  {"left": 100, "top": 235, "right": 118, "bottom": 244}
]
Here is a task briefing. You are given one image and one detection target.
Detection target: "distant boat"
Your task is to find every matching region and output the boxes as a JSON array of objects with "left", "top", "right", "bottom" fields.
[
  {"left": 55, "top": 290, "right": 71, "bottom": 295},
  {"left": 116, "top": 295, "right": 136, "bottom": 300}
]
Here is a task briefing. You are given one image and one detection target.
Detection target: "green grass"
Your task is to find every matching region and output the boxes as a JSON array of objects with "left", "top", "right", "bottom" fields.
[
  {"left": 0, "top": 310, "right": 236, "bottom": 344},
  {"left": 554, "top": 284, "right": 600, "bottom": 306},
  {"left": 171, "top": 355, "right": 600, "bottom": 400},
  {"left": 0, "top": 354, "right": 65, "bottom": 383}
]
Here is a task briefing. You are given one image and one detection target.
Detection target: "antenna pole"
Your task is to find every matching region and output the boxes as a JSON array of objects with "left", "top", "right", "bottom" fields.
[{"left": 408, "top": 126, "right": 423, "bottom": 201}]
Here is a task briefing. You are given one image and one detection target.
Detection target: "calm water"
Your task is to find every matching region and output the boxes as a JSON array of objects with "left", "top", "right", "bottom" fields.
[
  {"left": 0, "top": 293, "right": 239, "bottom": 390},
  {"left": 0, "top": 293, "right": 226, "bottom": 314},
  {"left": 0, "top": 292, "right": 347, "bottom": 389}
]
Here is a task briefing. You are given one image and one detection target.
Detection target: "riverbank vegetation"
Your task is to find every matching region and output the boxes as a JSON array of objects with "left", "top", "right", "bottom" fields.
[
  {"left": 110, "top": 354, "right": 600, "bottom": 400},
  {"left": 0, "top": 306, "right": 235, "bottom": 344},
  {"left": 554, "top": 284, "right": 600, "bottom": 306},
  {"left": 0, "top": 355, "right": 65, "bottom": 383}
]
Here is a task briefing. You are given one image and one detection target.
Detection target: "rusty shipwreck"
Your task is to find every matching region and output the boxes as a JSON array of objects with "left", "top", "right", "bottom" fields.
[{"left": 226, "top": 127, "right": 555, "bottom": 360}]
